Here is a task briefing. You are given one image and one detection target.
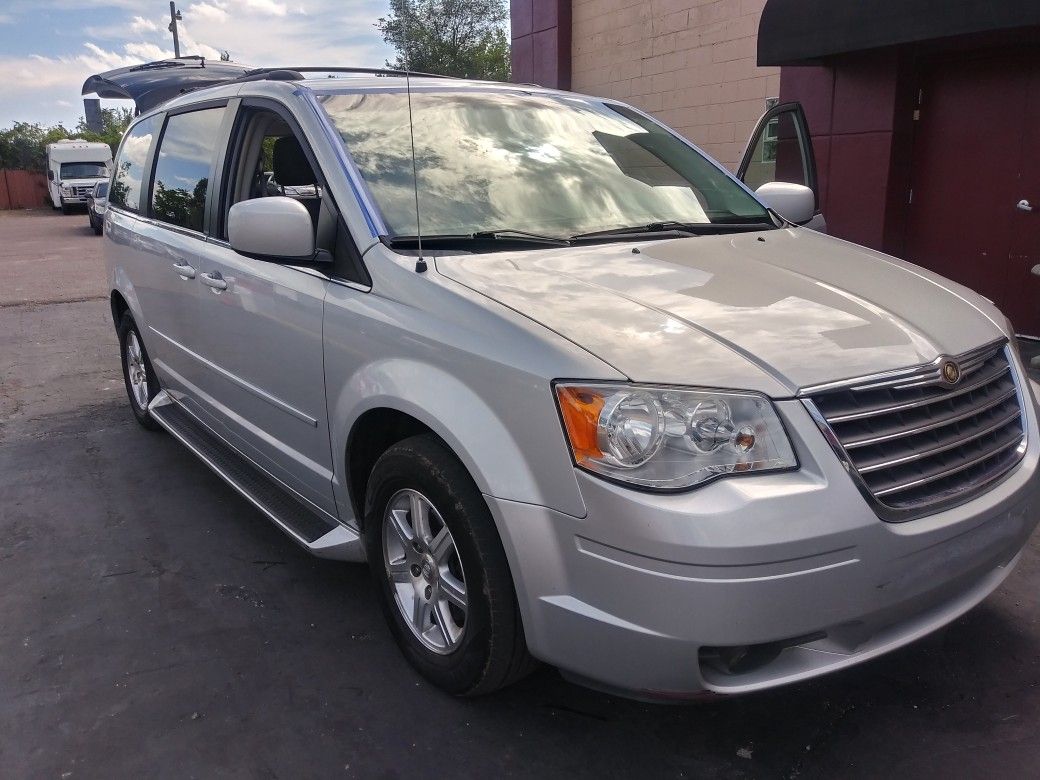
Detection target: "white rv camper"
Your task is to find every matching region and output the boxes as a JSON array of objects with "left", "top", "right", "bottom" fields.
[{"left": 46, "top": 139, "right": 113, "bottom": 214}]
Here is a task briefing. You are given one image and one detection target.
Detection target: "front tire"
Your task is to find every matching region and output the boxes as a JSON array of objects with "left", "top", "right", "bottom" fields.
[
  {"left": 364, "top": 434, "right": 535, "bottom": 696},
  {"left": 60, "top": 200, "right": 71, "bottom": 215},
  {"left": 118, "top": 312, "right": 161, "bottom": 430}
]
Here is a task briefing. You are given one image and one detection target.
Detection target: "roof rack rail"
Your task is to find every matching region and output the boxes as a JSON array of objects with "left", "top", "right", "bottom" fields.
[{"left": 239, "top": 66, "right": 457, "bottom": 81}]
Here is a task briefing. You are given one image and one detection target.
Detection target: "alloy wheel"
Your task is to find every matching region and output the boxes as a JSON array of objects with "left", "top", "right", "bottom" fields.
[
  {"left": 125, "top": 330, "right": 149, "bottom": 411},
  {"left": 382, "top": 488, "right": 468, "bottom": 654}
]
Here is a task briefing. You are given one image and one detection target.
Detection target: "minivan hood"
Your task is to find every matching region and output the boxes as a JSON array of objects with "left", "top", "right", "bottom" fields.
[{"left": 436, "top": 228, "right": 1006, "bottom": 396}]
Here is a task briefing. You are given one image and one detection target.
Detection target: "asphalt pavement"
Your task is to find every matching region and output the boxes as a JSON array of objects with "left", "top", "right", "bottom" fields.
[{"left": 1, "top": 209, "right": 1038, "bottom": 779}]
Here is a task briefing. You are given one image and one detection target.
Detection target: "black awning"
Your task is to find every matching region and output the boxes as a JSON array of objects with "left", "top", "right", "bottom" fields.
[{"left": 758, "top": 0, "right": 1040, "bottom": 66}]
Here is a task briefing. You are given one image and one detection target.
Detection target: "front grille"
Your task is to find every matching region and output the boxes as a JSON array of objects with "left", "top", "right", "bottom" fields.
[
  {"left": 805, "top": 341, "right": 1026, "bottom": 518},
  {"left": 74, "top": 185, "right": 93, "bottom": 197}
]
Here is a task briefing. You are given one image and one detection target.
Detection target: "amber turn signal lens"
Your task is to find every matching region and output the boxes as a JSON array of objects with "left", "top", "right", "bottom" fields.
[{"left": 556, "top": 386, "right": 604, "bottom": 463}]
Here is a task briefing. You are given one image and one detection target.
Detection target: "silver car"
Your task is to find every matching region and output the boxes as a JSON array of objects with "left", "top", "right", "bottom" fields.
[
  {"left": 98, "top": 62, "right": 1040, "bottom": 700},
  {"left": 87, "top": 179, "right": 109, "bottom": 235}
]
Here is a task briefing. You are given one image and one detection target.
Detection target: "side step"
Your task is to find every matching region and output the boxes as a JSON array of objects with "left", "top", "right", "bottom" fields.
[{"left": 149, "top": 391, "right": 364, "bottom": 561}]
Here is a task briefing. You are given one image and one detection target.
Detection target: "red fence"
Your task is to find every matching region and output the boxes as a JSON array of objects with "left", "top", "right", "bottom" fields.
[{"left": 0, "top": 169, "right": 49, "bottom": 209}]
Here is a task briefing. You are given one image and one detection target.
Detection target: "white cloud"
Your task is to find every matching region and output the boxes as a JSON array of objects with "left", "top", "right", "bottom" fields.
[
  {"left": 191, "top": 3, "right": 230, "bottom": 24},
  {"left": 236, "top": 0, "right": 289, "bottom": 16},
  {"left": 129, "top": 15, "right": 160, "bottom": 34}
]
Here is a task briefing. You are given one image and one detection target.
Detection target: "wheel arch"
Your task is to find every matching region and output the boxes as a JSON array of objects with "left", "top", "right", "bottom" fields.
[
  {"left": 345, "top": 407, "right": 438, "bottom": 525},
  {"left": 108, "top": 265, "right": 148, "bottom": 337},
  {"left": 110, "top": 289, "right": 130, "bottom": 329},
  {"left": 332, "top": 360, "right": 556, "bottom": 527}
]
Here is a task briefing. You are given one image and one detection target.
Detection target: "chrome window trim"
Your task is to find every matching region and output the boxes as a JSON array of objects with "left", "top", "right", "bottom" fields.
[
  {"left": 802, "top": 343, "right": 1027, "bottom": 523},
  {"left": 139, "top": 214, "right": 208, "bottom": 241}
]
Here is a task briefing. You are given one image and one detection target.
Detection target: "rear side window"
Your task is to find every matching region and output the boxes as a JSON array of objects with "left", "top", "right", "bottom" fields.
[
  {"left": 150, "top": 107, "right": 225, "bottom": 232},
  {"left": 110, "top": 114, "right": 161, "bottom": 213}
]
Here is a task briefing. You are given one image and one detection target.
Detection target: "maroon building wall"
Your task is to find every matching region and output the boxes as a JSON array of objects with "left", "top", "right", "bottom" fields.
[
  {"left": 778, "top": 51, "right": 915, "bottom": 254},
  {"left": 510, "top": 0, "right": 572, "bottom": 89}
]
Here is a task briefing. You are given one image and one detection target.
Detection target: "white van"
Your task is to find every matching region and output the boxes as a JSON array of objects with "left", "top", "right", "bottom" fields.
[{"left": 46, "top": 139, "right": 113, "bottom": 214}]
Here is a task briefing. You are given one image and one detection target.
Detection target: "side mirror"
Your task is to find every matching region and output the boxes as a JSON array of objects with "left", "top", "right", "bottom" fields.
[
  {"left": 754, "top": 182, "right": 815, "bottom": 225},
  {"left": 228, "top": 197, "right": 316, "bottom": 262},
  {"left": 47, "top": 170, "right": 54, "bottom": 181}
]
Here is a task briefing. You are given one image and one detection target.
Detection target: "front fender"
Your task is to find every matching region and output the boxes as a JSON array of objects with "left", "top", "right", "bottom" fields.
[{"left": 329, "top": 357, "right": 584, "bottom": 521}]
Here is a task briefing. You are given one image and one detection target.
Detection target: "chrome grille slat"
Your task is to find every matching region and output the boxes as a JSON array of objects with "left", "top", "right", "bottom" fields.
[
  {"left": 824, "top": 362, "right": 1011, "bottom": 423},
  {"left": 856, "top": 409, "right": 1023, "bottom": 473},
  {"left": 871, "top": 430, "right": 1023, "bottom": 497},
  {"left": 804, "top": 342, "right": 1026, "bottom": 519},
  {"left": 840, "top": 340, "right": 1000, "bottom": 393},
  {"left": 840, "top": 384, "right": 1017, "bottom": 449}
]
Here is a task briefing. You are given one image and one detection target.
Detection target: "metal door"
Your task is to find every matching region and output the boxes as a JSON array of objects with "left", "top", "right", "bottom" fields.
[{"left": 905, "top": 51, "right": 1039, "bottom": 337}]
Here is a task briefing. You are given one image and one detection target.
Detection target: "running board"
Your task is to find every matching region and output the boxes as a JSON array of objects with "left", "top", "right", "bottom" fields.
[{"left": 148, "top": 391, "right": 364, "bottom": 561}]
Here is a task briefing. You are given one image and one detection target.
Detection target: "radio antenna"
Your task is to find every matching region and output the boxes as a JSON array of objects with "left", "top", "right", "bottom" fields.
[{"left": 404, "top": 67, "right": 427, "bottom": 273}]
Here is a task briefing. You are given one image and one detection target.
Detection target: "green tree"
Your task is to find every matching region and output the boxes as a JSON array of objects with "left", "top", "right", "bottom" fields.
[
  {"left": 0, "top": 122, "right": 72, "bottom": 170},
  {"left": 377, "top": 0, "right": 511, "bottom": 81}
]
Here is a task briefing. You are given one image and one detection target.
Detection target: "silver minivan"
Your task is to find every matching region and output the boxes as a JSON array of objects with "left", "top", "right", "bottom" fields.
[{"left": 95, "top": 60, "right": 1039, "bottom": 700}]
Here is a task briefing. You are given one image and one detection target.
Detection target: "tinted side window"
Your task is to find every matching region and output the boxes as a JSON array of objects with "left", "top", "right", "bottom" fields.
[
  {"left": 150, "top": 107, "right": 225, "bottom": 232},
  {"left": 110, "top": 114, "right": 161, "bottom": 213}
]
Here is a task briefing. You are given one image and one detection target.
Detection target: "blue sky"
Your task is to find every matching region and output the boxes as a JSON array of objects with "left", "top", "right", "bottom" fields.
[{"left": 0, "top": 0, "right": 395, "bottom": 128}]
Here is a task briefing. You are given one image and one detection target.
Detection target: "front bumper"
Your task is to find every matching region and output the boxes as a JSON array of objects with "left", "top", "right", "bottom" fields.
[{"left": 489, "top": 381, "right": 1040, "bottom": 699}]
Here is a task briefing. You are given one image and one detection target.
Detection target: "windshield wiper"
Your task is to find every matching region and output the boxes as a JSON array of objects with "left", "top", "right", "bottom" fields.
[
  {"left": 471, "top": 229, "right": 570, "bottom": 245},
  {"left": 570, "top": 220, "right": 774, "bottom": 241},
  {"left": 384, "top": 230, "right": 570, "bottom": 249}
]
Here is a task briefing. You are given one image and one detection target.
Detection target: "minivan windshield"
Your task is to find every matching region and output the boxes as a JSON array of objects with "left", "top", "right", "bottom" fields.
[
  {"left": 60, "top": 162, "right": 108, "bottom": 179},
  {"left": 320, "top": 90, "right": 772, "bottom": 241}
]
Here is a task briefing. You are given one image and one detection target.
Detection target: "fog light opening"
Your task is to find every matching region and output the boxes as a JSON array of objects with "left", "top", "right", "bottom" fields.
[{"left": 700, "top": 631, "right": 827, "bottom": 676}]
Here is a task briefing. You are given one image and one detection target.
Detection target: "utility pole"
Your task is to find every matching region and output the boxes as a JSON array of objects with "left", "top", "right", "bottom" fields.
[{"left": 168, "top": 2, "right": 183, "bottom": 58}]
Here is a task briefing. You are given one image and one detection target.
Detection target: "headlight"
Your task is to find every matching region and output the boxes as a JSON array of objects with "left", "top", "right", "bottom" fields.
[
  {"left": 60, "top": 185, "right": 72, "bottom": 195},
  {"left": 555, "top": 383, "right": 796, "bottom": 490}
]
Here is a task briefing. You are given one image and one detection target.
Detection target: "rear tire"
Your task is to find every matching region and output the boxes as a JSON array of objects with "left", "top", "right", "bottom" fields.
[
  {"left": 118, "top": 312, "right": 161, "bottom": 431},
  {"left": 364, "top": 434, "right": 536, "bottom": 696}
]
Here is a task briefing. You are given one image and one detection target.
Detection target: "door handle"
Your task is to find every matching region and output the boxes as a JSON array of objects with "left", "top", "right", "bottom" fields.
[
  {"left": 200, "top": 271, "right": 228, "bottom": 292},
  {"left": 172, "top": 261, "right": 196, "bottom": 279},
  {"left": 1016, "top": 199, "right": 1033, "bottom": 212}
]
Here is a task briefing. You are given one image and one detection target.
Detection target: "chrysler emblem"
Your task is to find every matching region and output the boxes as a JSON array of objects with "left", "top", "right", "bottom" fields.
[{"left": 941, "top": 360, "right": 961, "bottom": 385}]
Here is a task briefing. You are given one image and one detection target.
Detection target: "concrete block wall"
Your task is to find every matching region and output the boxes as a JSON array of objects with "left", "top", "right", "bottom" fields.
[{"left": 570, "top": 0, "right": 779, "bottom": 170}]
